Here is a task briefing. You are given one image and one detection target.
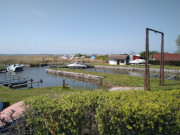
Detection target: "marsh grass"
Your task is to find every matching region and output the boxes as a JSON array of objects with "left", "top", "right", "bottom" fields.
[
  {"left": 0, "top": 55, "right": 51, "bottom": 65},
  {"left": 0, "top": 55, "right": 106, "bottom": 65}
]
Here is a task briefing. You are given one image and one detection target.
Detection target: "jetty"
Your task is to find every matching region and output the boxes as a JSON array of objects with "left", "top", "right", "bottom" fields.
[
  {"left": 46, "top": 69, "right": 103, "bottom": 83},
  {"left": 0, "top": 74, "right": 43, "bottom": 89}
]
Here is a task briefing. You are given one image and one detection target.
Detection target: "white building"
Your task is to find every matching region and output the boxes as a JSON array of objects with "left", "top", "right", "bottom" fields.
[{"left": 109, "top": 54, "right": 130, "bottom": 65}]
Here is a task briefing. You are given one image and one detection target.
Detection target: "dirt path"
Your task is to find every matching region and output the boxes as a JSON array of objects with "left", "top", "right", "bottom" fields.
[{"left": 109, "top": 87, "right": 144, "bottom": 91}]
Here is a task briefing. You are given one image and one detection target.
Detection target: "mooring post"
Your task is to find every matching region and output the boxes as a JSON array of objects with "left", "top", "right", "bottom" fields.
[
  {"left": 30, "top": 78, "right": 33, "bottom": 88},
  {"left": 63, "top": 79, "right": 65, "bottom": 88}
]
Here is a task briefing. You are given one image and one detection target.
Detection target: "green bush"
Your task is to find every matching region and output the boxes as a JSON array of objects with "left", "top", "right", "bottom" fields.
[
  {"left": 25, "top": 90, "right": 180, "bottom": 135},
  {"left": 149, "top": 60, "right": 180, "bottom": 66}
]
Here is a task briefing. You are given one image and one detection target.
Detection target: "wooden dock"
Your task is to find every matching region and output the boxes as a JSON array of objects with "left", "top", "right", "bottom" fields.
[{"left": 0, "top": 74, "right": 43, "bottom": 89}]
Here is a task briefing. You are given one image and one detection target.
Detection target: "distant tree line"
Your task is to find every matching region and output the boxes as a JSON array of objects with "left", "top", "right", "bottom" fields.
[
  {"left": 140, "top": 50, "right": 160, "bottom": 59},
  {"left": 176, "top": 35, "right": 180, "bottom": 53}
]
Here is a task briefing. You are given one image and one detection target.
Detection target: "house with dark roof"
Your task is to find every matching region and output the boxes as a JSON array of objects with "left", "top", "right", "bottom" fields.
[
  {"left": 109, "top": 54, "right": 130, "bottom": 65},
  {"left": 153, "top": 53, "right": 180, "bottom": 61}
]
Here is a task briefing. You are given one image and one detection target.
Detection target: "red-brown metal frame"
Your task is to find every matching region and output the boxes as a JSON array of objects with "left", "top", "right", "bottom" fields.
[{"left": 144, "top": 28, "right": 164, "bottom": 91}]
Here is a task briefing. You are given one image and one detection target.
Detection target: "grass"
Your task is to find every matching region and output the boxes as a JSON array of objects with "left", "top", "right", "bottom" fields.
[
  {"left": 0, "top": 66, "right": 6, "bottom": 69},
  {"left": 0, "top": 85, "right": 77, "bottom": 104},
  {"left": 94, "top": 63, "right": 180, "bottom": 70},
  {"left": 53, "top": 68, "right": 180, "bottom": 91}
]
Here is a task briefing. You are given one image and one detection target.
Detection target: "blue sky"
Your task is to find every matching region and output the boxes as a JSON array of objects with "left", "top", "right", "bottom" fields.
[{"left": 0, "top": 0, "right": 180, "bottom": 54}]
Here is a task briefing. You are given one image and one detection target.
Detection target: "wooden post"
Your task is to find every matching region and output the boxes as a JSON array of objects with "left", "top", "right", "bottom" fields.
[
  {"left": 30, "top": 78, "right": 33, "bottom": 88},
  {"left": 63, "top": 79, "right": 65, "bottom": 88},
  {"left": 144, "top": 28, "right": 150, "bottom": 91}
]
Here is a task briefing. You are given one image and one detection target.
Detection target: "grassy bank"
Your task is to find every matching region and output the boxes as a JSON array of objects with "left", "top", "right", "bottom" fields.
[
  {"left": 53, "top": 68, "right": 180, "bottom": 91},
  {"left": 0, "top": 65, "right": 6, "bottom": 69},
  {"left": 0, "top": 85, "right": 76, "bottom": 104},
  {"left": 94, "top": 63, "right": 180, "bottom": 70}
]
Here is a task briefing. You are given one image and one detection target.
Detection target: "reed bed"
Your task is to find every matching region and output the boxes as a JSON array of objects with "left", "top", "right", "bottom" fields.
[{"left": 0, "top": 55, "right": 106, "bottom": 65}]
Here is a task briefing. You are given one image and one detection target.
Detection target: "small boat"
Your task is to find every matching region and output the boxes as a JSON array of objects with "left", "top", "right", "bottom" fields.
[
  {"left": 67, "top": 61, "right": 87, "bottom": 68},
  {"left": 6, "top": 64, "right": 24, "bottom": 72},
  {"left": 0, "top": 80, "right": 27, "bottom": 87},
  {"left": 0, "top": 81, "right": 10, "bottom": 87},
  {"left": 129, "top": 59, "right": 145, "bottom": 65},
  {"left": 0, "top": 69, "right": 7, "bottom": 73}
]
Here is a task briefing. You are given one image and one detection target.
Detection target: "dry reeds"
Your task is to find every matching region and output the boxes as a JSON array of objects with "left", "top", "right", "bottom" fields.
[
  {"left": 0, "top": 55, "right": 106, "bottom": 65},
  {"left": 0, "top": 55, "right": 53, "bottom": 65}
]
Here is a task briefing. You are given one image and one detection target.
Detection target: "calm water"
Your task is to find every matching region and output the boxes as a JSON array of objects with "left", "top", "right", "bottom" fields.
[
  {"left": 0, "top": 66, "right": 99, "bottom": 90},
  {"left": 85, "top": 68, "right": 180, "bottom": 81}
]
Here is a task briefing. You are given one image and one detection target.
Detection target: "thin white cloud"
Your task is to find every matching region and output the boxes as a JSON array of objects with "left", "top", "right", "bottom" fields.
[{"left": 32, "top": 9, "right": 46, "bottom": 18}]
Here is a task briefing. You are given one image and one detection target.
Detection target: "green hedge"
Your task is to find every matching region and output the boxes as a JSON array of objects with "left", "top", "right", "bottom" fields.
[
  {"left": 24, "top": 90, "right": 180, "bottom": 135},
  {"left": 149, "top": 60, "right": 180, "bottom": 66}
]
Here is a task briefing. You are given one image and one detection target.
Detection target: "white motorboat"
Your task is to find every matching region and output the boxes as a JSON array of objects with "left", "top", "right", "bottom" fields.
[
  {"left": 129, "top": 59, "right": 145, "bottom": 64},
  {"left": 7, "top": 64, "right": 24, "bottom": 72},
  {"left": 67, "top": 61, "right": 87, "bottom": 68}
]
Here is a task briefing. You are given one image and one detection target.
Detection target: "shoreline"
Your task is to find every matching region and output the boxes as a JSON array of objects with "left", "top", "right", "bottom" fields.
[{"left": 95, "top": 65, "right": 180, "bottom": 76}]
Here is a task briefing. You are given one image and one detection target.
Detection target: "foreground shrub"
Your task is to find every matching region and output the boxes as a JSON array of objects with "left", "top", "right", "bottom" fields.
[{"left": 24, "top": 90, "right": 180, "bottom": 135}]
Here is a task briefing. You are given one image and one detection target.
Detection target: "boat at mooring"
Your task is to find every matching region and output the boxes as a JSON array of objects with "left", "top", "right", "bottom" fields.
[
  {"left": 6, "top": 64, "right": 24, "bottom": 72},
  {"left": 129, "top": 59, "right": 145, "bottom": 65},
  {"left": 67, "top": 61, "right": 87, "bottom": 68},
  {"left": 0, "top": 80, "right": 28, "bottom": 88}
]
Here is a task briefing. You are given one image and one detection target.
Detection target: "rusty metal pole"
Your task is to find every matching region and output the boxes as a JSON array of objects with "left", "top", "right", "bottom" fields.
[
  {"left": 144, "top": 28, "right": 150, "bottom": 91},
  {"left": 144, "top": 28, "right": 164, "bottom": 90},
  {"left": 160, "top": 33, "right": 164, "bottom": 86}
]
